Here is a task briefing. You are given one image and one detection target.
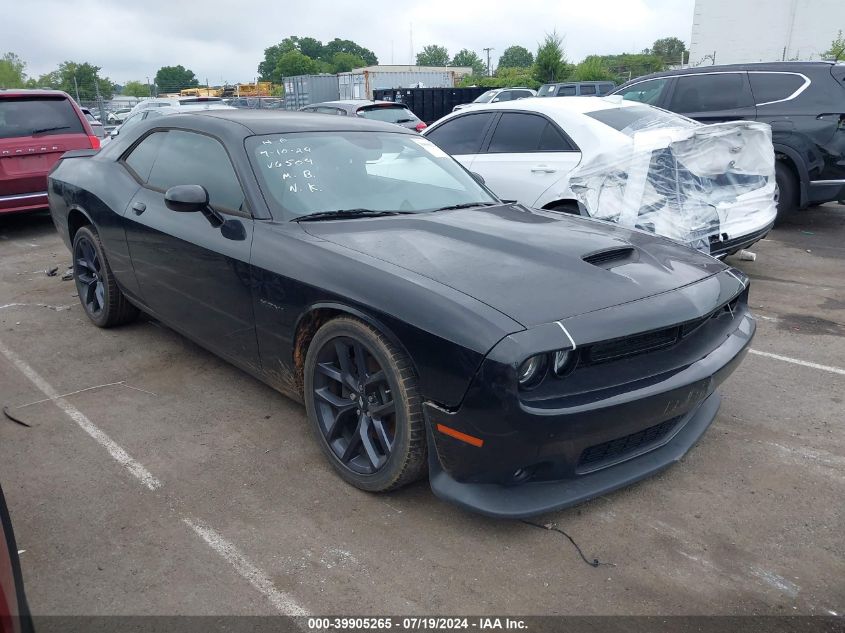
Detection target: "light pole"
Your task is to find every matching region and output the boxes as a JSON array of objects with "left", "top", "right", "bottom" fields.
[{"left": 483, "top": 47, "right": 494, "bottom": 76}]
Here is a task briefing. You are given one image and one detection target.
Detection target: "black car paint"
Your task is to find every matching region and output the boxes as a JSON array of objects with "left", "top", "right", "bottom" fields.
[
  {"left": 48, "top": 109, "right": 754, "bottom": 517},
  {"left": 612, "top": 62, "right": 845, "bottom": 208}
]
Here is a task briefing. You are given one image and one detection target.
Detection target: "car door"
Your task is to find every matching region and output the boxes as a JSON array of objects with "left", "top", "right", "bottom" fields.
[
  {"left": 664, "top": 72, "right": 757, "bottom": 122},
  {"left": 464, "top": 111, "right": 581, "bottom": 206},
  {"left": 120, "top": 128, "right": 259, "bottom": 367},
  {"left": 423, "top": 112, "right": 497, "bottom": 171}
]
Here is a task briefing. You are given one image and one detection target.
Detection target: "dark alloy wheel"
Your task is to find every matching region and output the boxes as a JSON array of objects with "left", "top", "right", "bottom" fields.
[
  {"left": 304, "top": 317, "right": 427, "bottom": 492},
  {"left": 72, "top": 225, "right": 139, "bottom": 328}
]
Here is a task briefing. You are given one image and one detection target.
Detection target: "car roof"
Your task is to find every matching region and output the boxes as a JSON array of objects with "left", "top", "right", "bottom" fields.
[
  {"left": 162, "top": 108, "right": 418, "bottom": 135},
  {"left": 310, "top": 99, "right": 406, "bottom": 108},
  {"left": 0, "top": 88, "right": 72, "bottom": 99},
  {"left": 541, "top": 80, "right": 614, "bottom": 85},
  {"left": 455, "top": 95, "right": 640, "bottom": 116},
  {"left": 615, "top": 60, "right": 838, "bottom": 89}
]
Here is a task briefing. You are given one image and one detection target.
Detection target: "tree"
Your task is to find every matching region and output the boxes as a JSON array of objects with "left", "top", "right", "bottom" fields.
[
  {"left": 451, "top": 49, "right": 486, "bottom": 76},
  {"left": 416, "top": 45, "right": 450, "bottom": 67},
  {"left": 274, "top": 50, "right": 320, "bottom": 80},
  {"left": 0, "top": 52, "right": 27, "bottom": 88},
  {"left": 533, "top": 32, "right": 570, "bottom": 83},
  {"left": 589, "top": 53, "right": 664, "bottom": 84},
  {"left": 154, "top": 65, "right": 199, "bottom": 93},
  {"left": 649, "top": 37, "right": 688, "bottom": 65},
  {"left": 823, "top": 30, "right": 845, "bottom": 61},
  {"left": 330, "top": 52, "right": 366, "bottom": 73},
  {"left": 31, "top": 61, "right": 114, "bottom": 100},
  {"left": 460, "top": 66, "right": 540, "bottom": 89},
  {"left": 322, "top": 38, "right": 377, "bottom": 66},
  {"left": 122, "top": 80, "right": 150, "bottom": 97},
  {"left": 498, "top": 45, "right": 534, "bottom": 69},
  {"left": 570, "top": 56, "right": 615, "bottom": 81}
]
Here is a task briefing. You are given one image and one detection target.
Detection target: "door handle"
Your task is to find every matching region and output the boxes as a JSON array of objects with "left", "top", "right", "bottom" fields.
[
  {"left": 132, "top": 202, "right": 146, "bottom": 215},
  {"left": 531, "top": 166, "right": 556, "bottom": 173}
]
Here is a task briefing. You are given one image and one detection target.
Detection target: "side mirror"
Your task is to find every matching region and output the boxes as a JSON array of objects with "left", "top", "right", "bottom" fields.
[
  {"left": 471, "top": 171, "right": 485, "bottom": 186},
  {"left": 109, "top": 128, "right": 119, "bottom": 137},
  {"left": 491, "top": 97, "right": 500, "bottom": 103},
  {"left": 164, "top": 185, "right": 209, "bottom": 213}
]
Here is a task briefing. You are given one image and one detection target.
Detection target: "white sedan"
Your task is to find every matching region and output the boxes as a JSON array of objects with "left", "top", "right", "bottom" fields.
[{"left": 423, "top": 96, "right": 777, "bottom": 257}]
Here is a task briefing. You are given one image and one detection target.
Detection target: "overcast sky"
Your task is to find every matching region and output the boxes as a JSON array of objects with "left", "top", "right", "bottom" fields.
[{"left": 3, "top": 0, "right": 695, "bottom": 84}]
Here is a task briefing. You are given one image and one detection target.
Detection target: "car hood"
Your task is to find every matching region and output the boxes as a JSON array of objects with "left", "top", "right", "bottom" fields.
[{"left": 302, "top": 205, "right": 725, "bottom": 328}]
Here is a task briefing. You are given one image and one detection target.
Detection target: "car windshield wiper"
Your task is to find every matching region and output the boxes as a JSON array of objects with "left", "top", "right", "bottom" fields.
[
  {"left": 31, "top": 126, "right": 71, "bottom": 135},
  {"left": 431, "top": 202, "right": 498, "bottom": 212},
  {"left": 291, "top": 209, "right": 415, "bottom": 222}
]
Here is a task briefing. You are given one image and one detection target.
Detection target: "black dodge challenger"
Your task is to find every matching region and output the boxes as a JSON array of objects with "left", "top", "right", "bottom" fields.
[{"left": 47, "top": 110, "right": 755, "bottom": 518}]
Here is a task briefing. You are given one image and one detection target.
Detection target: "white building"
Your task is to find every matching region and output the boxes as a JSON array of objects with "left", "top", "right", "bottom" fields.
[{"left": 689, "top": 0, "right": 845, "bottom": 66}]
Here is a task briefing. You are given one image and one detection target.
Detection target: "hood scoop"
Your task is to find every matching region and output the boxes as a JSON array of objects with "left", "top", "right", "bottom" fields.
[{"left": 582, "top": 246, "right": 637, "bottom": 269}]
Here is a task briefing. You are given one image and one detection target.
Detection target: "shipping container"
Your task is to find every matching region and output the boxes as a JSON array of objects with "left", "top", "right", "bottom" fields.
[
  {"left": 374, "top": 87, "right": 489, "bottom": 124},
  {"left": 337, "top": 66, "right": 472, "bottom": 100},
  {"left": 282, "top": 74, "right": 340, "bottom": 110}
]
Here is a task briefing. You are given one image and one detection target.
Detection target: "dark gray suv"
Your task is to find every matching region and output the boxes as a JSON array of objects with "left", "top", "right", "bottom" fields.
[{"left": 612, "top": 62, "right": 845, "bottom": 221}]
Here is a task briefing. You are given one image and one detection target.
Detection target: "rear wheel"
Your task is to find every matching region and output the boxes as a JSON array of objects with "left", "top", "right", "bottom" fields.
[
  {"left": 303, "top": 317, "right": 426, "bottom": 492},
  {"left": 72, "top": 225, "right": 139, "bottom": 328},
  {"left": 774, "top": 161, "right": 798, "bottom": 224}
]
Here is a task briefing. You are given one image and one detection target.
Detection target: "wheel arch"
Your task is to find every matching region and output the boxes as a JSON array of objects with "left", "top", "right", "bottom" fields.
[
  {"left": 291, "top": 301, "right": 420, "bottom": 397},
  {"left": 66, "top": 205, "right": 96, "bottom": 243},
  {"left": 772, "top": 143, "right": 808, "bottom": 208}
]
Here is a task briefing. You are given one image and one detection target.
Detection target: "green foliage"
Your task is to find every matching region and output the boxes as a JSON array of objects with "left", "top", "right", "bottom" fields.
[
  {"left": 416, "top": 45, "right": 450, "bottom": 67},
  {"left": 274, "top": 50, "right": 321, "bottom": 79},
  {"left": 31, "top": 61, "right": 114, "bottom": 100},
  {"left": 498, "top": 46, "right": 534, "bottom": 69},
  {"left": 451, "top": 49, "right": 486, "bottom": 76},
  {"left": 533, "top": 31, "right": 571, "bottom": 83},
  {"left": 459, "top": 66, "right": 540, "bottom": 89},
  {"left": 570, "top": 56, "right": 615, "bottom": 81},
  {"left": 823, "top": 30, "right": 845, "bottom": 61},
  {"left": 330, "top": 52, "right": 366, "bottom": 73},
  {"left": 649, "top": 36, "right": 687, "bottom": 64},
  {"left": 154, "top": 65, "right": 199, "bottom": 93},
  {"left": 121, "top": 80, "right": 151, "bottom": 97},
  {"left": 0, "top": 52, "right": 27, "bottom": 88},
  {"left": 258, "top": 36, "right": 376, "bottom": 81},
  {"left": 589, "top": 53, "right": 664, "bottom": 83}
]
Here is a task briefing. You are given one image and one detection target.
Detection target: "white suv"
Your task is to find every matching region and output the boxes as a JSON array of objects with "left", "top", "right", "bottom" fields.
[{"left": 452, "top": 88, "right": 536, "bottom": 112}]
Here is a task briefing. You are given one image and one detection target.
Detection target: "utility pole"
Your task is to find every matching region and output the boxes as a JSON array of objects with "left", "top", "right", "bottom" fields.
[
  {"left": 483, "top": 47, "right": 494, "bottom": 76},
  {"left": 146, "top": 76, "right": 152, "bottom": 98},
  {"left": 73, "top": 75, "right": 80, "bottom": 103}
]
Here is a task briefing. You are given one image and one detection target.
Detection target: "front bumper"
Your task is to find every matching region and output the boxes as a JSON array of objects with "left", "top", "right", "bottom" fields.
[{"left": 424, "top": 275, "right": 755, "bottom": 518}]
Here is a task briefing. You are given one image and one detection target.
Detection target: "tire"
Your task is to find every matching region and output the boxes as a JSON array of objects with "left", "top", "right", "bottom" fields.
[
  {"left": 303, "top": 316, "right": 427, "bottom": 492},
  {"left": 774, "top": 161, "right": 798, "bottom": 224},
  {"left": 72, "top": 225, "right": 139, "bottom": 328}
]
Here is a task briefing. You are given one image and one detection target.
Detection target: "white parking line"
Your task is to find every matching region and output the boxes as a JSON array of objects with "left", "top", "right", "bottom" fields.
[
  {"left": 749, "top": 349, "right": 845, "bottom": 376},
  {"left": 183, "top": 518, "right": 309, "bottom": 616},
  {"left": 0, "top": 338, "right": 162, "bottom": 490}
]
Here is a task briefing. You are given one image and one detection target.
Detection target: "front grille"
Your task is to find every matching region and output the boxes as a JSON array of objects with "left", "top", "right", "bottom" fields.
[{"left": 577, "top": 416, "right": 682, "bottom": 472}]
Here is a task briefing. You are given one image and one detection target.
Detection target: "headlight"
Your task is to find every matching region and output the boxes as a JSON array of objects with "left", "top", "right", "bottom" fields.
[
  {"left": 552, "top": 349, "right": 576, "bottom": 377},
  {"left": 517, "top": 354, "right": 547, "bottom": 389}
]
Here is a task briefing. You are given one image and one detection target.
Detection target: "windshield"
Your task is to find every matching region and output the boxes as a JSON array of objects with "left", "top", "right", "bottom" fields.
[
  {"left": 247, "top": 131, "right": 497, "bottom": 220},
  {"left": 357, "top": 105, "right": 418, "bottom": 124},
  {"left": 474, "top": 90, "right": 498, "bottom": 103},
  {"left": 0, "top": 97, "right": 84, "bottom": 139},
  {"left": 586, "top": 105, "right": 698, "bottom": 137}
]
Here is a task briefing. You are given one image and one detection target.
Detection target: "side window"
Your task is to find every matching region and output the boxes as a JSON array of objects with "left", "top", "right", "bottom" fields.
[
  {"left": 124, "top": 131, "right": 166, "bottom": 182},
  {"left": 335, "top": 108, "right": 348, "bottom": 116},
  {"left": 598, "top": 83, "right": 615, "bottom": 96},
  {"left": 487, "top": 113, "right": 549, "bottom": 153},
  {"left": 494, "top": 91, "right": 513, "bottom": 102},
  {"left": 618, "top": 78, "right": 668, "bottom": 105},
  {"left": 580, "top": 84, "right": 597, "bottom": 96},
  {"left": 425, "top": 113, "right": 495, "bottom": 155},
  {"left": 557, "top": 85, "right": 576, "bottom": 96},
  {"left": 749, "top": 73, "right": 806, "bottom": 105},
  {"left": 668, "top": 73, "right": 752, "bottom": 112},
  {"left": 538, "top": 123, "right": 574, "bottom": 151},
  {"left": 146, "top": 130, "right": 246, "bottom": 213},
  {"left": 514, "top": 90, "right": 534, "bottom": 99}
]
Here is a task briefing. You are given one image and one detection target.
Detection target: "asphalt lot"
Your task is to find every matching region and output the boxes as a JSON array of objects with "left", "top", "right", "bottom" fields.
[{"left": 0, "top": 206, "right": 843, "bottom": 616}]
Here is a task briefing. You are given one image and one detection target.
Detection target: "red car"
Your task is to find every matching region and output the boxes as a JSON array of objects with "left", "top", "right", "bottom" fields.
[
  {"left": 0, "top": 484, "right": 31, "bottom": 633},
  {"left": 1, "top": 89, "right": 100, "bottom": 215}
]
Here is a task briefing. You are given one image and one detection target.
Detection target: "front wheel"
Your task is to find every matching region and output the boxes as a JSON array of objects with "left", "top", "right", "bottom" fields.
[
  {"left": 303, "top": 317, "right": 427, "bottom": 492},
  {"left": 72, "top": 225, "right": 139, "bottom": 328}
]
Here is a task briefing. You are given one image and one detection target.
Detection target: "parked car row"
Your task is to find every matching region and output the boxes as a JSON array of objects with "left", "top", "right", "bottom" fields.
[
  {"left": 300, "top": 99, "right": 427, "bottom": 131},
  {"left": 46, "top": 106, "right": 756, "bottom": 518}
]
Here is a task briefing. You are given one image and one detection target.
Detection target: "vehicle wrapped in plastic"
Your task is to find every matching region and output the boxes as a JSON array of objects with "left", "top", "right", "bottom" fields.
[{"left": 569, "top": 120, "right": 777, "bottom": 255}]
